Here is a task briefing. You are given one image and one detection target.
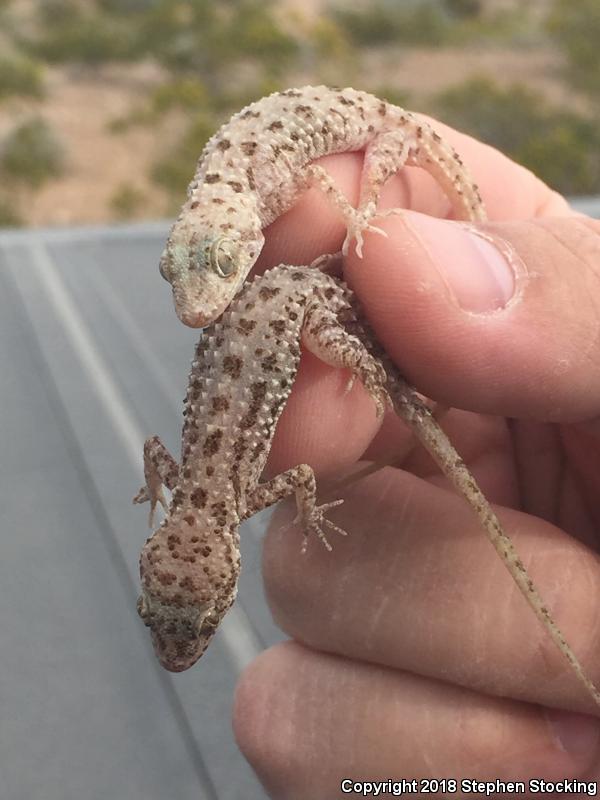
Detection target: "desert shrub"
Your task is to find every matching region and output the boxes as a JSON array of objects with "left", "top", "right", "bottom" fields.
[
  {"left": 133, "top": 0, "right": 297, "bottom": 80},
  {"left": 149, "top": 78, "right": 209, "bottom": 114},
  {"left": 108, "top": 77, "right": 210, "bottom": 131},
  {"left": 0, "top": 196, "right": 23, "bottom": 227},
  {"left": 26, "top": 1, "right": 140, "bottom": 64},
  {"left": 329, "top": 2, "right": 449, "bottom": 47},
  {"left": 375, "top": 86, "right": 412, "bottom": 109},
  {"left": 444, "top": 0, "right": 482, "bottom": 18},
  {"left": 0, "top": 54, "right": 44, "bottom": 100},
  {"left": 228, "top": 2, "right": 299, "bottom": 73},
  {"left": 0, "top": 117, "right": 66, "bottom": 187},
  {"left": 150, "top": 113, "right": 215, "bottom": 197},
  {"left": 547, "top": 0, "right": 600, "bottom": 96},
  {"left": 110, "top": 183, "right": 145, "bottom": 219},
  {"left": 434, "top": 77, "right": 600, "bottom": 194},
  {"left": 98, "top": 0, "right": 158, "bottom": 11}
]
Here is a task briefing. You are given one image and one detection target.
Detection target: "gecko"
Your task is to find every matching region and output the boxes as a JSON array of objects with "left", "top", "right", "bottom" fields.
[
  {"left": 133, "top": 262, "right": 600, "bottom": 708},
  {"left": 158, "top": 85, "right": 485, "bottom": 328}
]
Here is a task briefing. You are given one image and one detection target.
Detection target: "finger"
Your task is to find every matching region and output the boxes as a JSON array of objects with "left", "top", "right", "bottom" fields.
[
  {"left": 255, "top": 116, "right": 574, "bottom": 273},
  {"left": 346, "top": 212, "right": 600, "bottom": 421},
  {"left": 264, "top": 348, "right": 384, "bottom": 478},
  {"left": 262, "top": 469, "right": 600, "bottom": 714},
  {"left": 234, "top": 643, "right": 600, "bottom": 798}
]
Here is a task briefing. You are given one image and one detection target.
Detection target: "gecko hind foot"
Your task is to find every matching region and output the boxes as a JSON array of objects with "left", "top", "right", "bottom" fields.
[
  {"left": 309, "top": 252, "right": 343, "bottom": 273},
  {"left": 343, "top": 206, "right": 410, "bottom": 258}
]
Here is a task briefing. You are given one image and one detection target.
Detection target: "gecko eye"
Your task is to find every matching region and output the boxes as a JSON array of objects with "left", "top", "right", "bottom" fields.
[
  {"left": 137, "top": 594, "right": 150, "bottom": 623},
  {"left": 158, "top": 251, "right": 169, "bottom": 282},
  {"left": 208, "top": 237, "right": 237, "bottom": 279},
  {"left": 195, "top": 608, "right": 219, "bottom": 635}
]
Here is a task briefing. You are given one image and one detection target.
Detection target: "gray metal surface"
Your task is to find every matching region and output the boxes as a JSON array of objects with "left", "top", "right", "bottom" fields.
[
  {"left": 0, "top": 223, "right": 281, "bottom": 800},
  {"left": 1, "top": 196, "right": 598, "bottom": 799}
]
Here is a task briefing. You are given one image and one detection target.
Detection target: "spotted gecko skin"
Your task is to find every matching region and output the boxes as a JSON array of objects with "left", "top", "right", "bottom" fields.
[
  {"left": 159, "top": 85, "right": 485, "bottom": 327},
  {"left": 134, "top": 263, "right": 388, "bottom": 670},
  {"left": 134, "top": 265, "right": 600, "bottom": 708}
]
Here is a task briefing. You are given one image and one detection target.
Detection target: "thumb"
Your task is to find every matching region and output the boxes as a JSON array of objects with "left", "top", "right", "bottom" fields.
[{"left": 347, "top": 211, "right": 600, "bottom": 423}]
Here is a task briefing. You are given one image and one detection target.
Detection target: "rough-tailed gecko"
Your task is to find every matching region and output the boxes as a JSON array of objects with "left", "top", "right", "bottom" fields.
[
  {"left": 158, "top": 85, "right": 485, "bottom": 327},
  {"left": 134, "top": 263, "right": 600, "bottom": 708}
]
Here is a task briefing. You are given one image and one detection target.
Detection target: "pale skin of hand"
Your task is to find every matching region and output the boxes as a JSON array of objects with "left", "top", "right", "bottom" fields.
[{"left": 232, "top": 119, "right": 600, "bottom": 797}]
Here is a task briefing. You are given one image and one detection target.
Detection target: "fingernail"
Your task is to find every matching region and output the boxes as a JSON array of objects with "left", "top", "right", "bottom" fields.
[
  {"left": 403, "top": 211, "right": 517, "bottom": 312},
  {"left": 545, "top": 709, "right": 600, "bottom": 760}
]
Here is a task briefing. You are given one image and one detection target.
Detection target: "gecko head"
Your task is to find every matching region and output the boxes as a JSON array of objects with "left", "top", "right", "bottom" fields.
[
  {"left": 159, "top": 229, "right": 264, "bottom": 328},
  {"left": 136, "top": 591, "right": 222, "bottom": 672},
  {"left": 137, "top": 514, "right": 240, "bottom": 672}
]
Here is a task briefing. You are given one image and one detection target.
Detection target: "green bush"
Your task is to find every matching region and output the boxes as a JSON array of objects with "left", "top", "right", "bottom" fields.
[
  {"left": 150, "top": 113, "right": 216, "bottom": 198},
  {"left": 0, "top": 196, "right": 23, "bottom": 228},
  {"left": 0, "top": 117, "right": 66, "bottom": 188},
  {"left": 227, "top": 2, "right": 298, "bottom": 73},
  {"left": 149, "top": 78, "right": 209, "bottom": 115},
  {"left": 110, "top": 182, "right": 145, "bottom": 220},
  {"left": 0, "top": 54, "right": 44, "bottom": 101},
  {"left": 108, "top": 78, "right": 210, "bottom": 132},
  {"left": 98, "top": 0, "right": 157, "bottom": 11},
  {"left": 434, "top": 77, "right": 600, "bottom": 194},
  {"left": 132, "top": 0, "right": 297, "bottom": 79},
  {"left": 329, "top": 2, "right": 449, "bottom": 47},
  {"left": 26, "top": 2, "right": 140, "bottom": 64},
  {"left": 547, "top": 0, "right": 600, "bottom": 96},
  {"left": 375, "top": 86, "right": 412, "bottom": 109},
  {"left": 444, "top": 0, "right": 482, "bottom": 19}
]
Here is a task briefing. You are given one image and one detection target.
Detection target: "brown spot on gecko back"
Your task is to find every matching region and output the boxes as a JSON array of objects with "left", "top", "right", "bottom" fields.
[
  {"left": 190, "top": 487, "right": 207, "bottom": 509},
  {"left": 258, "top": 286, "right": 280, "bottom": 301},
  {"left": 261, "top": 353, "right": 278, "bottom": 372},
  {"left": 240, "top": 381, "right": 268, "bottom": 430},
  {"left": 222, "top": 355, "right": 243, "bottom": 379},
  {"left": 202, "top": 429, "right": 223, "bottom": 457},
  {"left": 238, "top": 318, "right": 257, "bottom": 335},
  {"left": 212, "top": 396, "right": 230, "bottom": 412},
  {"left": 269, "top": 319, "right": 286, "bottom": 335}
]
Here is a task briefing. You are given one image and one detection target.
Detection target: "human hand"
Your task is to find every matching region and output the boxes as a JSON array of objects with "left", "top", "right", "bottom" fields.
[{"left": 234, "top": 120, "right": 600, "bottom": 797}]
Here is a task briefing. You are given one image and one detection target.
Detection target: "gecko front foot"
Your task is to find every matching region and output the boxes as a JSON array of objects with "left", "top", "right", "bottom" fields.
[
  {"left": 133, "top": 486, "right": 149, "bottom": 505},
  {"left": 133, "top": 483, "right": 168, "bottom": 528},
  {"left": 133, "top": 435, "right": 180, "bottom": 528},
  {"left": 293, "top": 498, "right": 347, "bottom": 554}
]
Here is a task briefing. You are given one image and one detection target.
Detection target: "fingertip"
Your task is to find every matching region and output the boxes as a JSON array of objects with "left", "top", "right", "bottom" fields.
[{"left": 545, "top": 709, "right": 600, "bottom": 765}]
